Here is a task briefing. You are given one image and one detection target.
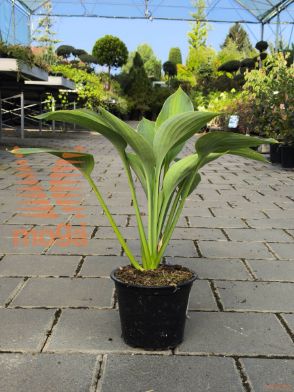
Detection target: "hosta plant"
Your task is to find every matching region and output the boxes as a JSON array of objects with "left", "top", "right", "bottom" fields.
[{"left": 12, "top": 88, "right": 276, "bottom": 271}]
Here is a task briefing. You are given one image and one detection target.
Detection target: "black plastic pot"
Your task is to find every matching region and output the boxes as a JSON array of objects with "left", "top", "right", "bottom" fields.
[
  {"left": 111, "top": 267, "right": 197, "bottom": 350},
  {"left": 281, "top": 145, "right": 294, "bottom": 168},
  {"left": 270, "top": 143, "right": 281, "bottom": 163}
]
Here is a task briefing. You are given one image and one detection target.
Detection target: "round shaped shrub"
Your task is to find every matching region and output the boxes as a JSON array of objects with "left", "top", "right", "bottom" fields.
[
  {"left": 255, "top": 41, "right": 268, "bottom": 52},
  {"left": 218, "top": 60, "right": 241, "bottom": 73}
]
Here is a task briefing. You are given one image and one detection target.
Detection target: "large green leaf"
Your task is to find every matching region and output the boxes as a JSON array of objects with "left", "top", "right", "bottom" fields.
[
  {"left": 99, "top": 107, "right": 155, "bottom": 173},
  {"left": 36, "top": 109, "right": 127, "bottom": 152},
  {"left": 137, "top": 118, "right": 155, "bottom": 146},
  {"left": 196, "top": 131, "right": 277, "bottom": 158},
  {"left": 155, "top": 87, "right": 194, "bottom": 128},
  {"left": 153, "top": 111, "right": 218, "bottom": 166},
  {"left": 227, "top": 147, "right": 269, "bottom": 163},
  {"left": 11, "top": 148, "right": 94, "bottom": 176},
  {"left": 127, "top": 153, "right": 147, "bottom": 195},
  {"left": 162, "top": 153, "right": 199, "bottom": 204}
]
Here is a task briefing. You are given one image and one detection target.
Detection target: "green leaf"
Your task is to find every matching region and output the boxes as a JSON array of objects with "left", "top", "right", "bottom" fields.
[
  {"left": 155, "top": 87, "right": 194, "bottom": 128},
  {"left": 228, "top": 147, "right": 269, "bottom": 163},
  {"left": 180, "top": 172, "right": 201, "bottom": 198},
  {"left": 137, "top": 118, "right": 155, "bottom": 146},
  {"left": 162, "top": 154, "right": 199, "bottom": 204},
  {"left": 36, "top": 109, "right": 127, "bottom": 153},
  {"left": 196, "top": 131, "right": 277, "bottom": 158},
  {"left": 99, "top": 107, "right": 155, "bottom": 173},
  {"left": 11, "top": 148, "right": 94, "bottom": 176},
  {"left": 153, "top": 111, "right": 218, "bottom": 166},
  {"left": 127, "top": 153, "right": 147, "bottom": 195}
]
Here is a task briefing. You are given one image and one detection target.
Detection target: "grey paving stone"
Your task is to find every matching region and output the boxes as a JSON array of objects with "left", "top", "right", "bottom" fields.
[
  {"left": 282, "top": 314, "right": 294, "bottom": 335},
  {"left": 46, "top": 309, "right": 154, "bottom": 353},
  {"left": 181, "top": 207, "right": 213, "bottom": 217},
  {"left": 224, "top": 228, "right": 292, "bottom": 242},
  {"left": 0, "top": 224, "right": 33, "bottom": 237},
  {"left": 47, "top": 238, "right": 121, "bottom": 255},
  {"left": 0, "top": 236, "right": 48, "bottom": 254},
  {"left": 247, "top": 259, "right": 294, "bottom": 281},
  {"left": 0, "top": 212, "right": 14, "bottom": 224},
  {"left": 172, "top": 227, "right": 227, "bottom": 240},
  {"left": 70, "top": 214, "right": 127, "bottom": 227},
  {"left": 80, "top": 256, "right": 128, "bottom": 277},
  {"left": 0, "top": 255, "right": 81, "bottom": 277},
  {"left": 11, "top": 277, "right": 113, "bottom": 308},
  {"left": 0, "top": 309, "right": 55, "bottom": 351},
  {"left": 189, "top": 280, "right": 218, "bottom": 310},
  {"left": 126, "top": 239, "right": 199, "bottom": 258},
  {"left": 95, "top": 226, "right": 139, "bottom": 239},
  {"left": 177, "top": 312, "right": 294, "bottom": 356},
  {"left": 241, "top": 358, "right": 294, "bottom": 392},
  {"left": 211, "top": 207, "right": 266, "bottom": 219},
  {"left": 0, "top": 278, "right": 22, "bottom": 305},
  {"left": 268, "top": 243, "right": 294, "bottom": 260},
  {"left": 189, "top": 216, "right": 247, "bottom": 228},
  {"left": 129, "top": 214, "right": 188, "bottom": 227},
  {"left": 99, "top": 355, "right": 243, "bottom": 392},
  {"left": 215, "top": 281, "right": 294, "bottom": 312},
  {"left": 198, "top": 240, "right": 274, "bottom": 259},
  {"left": 6, "top": 213, "right": 71, "bottom": 225},
  {"left": 247, "top": 218, "right": 294, "bottom": 230},
  {"left": 0, "top": 353, "right": 98, "bottom": 392},
  {"left": 264, "top": 210, "right": 294, "bottom": 219},
  {"left": 167, "top": 257, "right": 251, "bottom": 280}
]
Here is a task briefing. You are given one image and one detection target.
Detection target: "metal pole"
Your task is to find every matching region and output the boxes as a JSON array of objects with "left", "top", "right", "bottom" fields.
[
  {"left": 73, "top": 101, "right": 76, "bottom": 130},
  {"left": 20, "top": 91, "right": 24, "bottom": 139},
  {"left": 0, "top": 90, "right": 2, "bottom": 140},
  {"left": 261, "top": 23, "right": 264, "bottom": 40},
  {"left": 52, "top": 97, "right": 55, "bottom": 131},
  {"left": 39, "top": 97, "right": 42, "bottom": 132},
  {"left": 276, "top": 13, "right": 280, "bottom": 50}
]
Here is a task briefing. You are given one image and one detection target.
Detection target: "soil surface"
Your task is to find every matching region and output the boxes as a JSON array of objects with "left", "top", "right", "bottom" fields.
[{"left": 114, "top": 264, "right": 195, "bottom": 287}]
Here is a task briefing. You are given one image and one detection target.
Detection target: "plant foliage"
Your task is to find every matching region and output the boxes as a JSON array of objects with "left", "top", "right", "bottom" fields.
[{"left": 11, "top": 88, "right": 276, "bottom": 271}]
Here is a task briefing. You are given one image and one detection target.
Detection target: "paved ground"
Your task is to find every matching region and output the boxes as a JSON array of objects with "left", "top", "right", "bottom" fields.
[{"left": 0, "top": 131, "right": 294, "bottom": 392}]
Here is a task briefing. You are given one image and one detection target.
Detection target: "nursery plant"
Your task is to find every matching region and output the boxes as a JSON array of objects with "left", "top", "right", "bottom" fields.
[{"left": 11, "top": 88, "right": 276, "bottom": 348}]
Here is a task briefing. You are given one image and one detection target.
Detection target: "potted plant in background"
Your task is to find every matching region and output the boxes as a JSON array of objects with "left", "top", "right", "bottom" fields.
[
  {"left": 11, "top": 88, "right": 276, "bottom": 349},
  {"left": 241, "top": 52, "right": 294, "bottom": 165}
]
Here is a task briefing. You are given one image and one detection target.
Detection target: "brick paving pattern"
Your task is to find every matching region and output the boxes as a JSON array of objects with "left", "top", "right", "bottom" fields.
[{"left": 0, "top": 131, "right": 293, "bottom": 391}]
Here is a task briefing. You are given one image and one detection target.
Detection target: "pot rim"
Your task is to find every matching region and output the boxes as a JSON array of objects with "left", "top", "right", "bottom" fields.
[{"left": 110, "top": 265, "right": 197, "bottom": 289}]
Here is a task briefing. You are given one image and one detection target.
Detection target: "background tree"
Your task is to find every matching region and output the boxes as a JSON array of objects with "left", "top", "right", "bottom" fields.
[
  {"left": 188, "top": 0, "right": 209, "bottom": 49},
  {"left": 92, "top": 35, "right": 128, "bottom": 88},
  {"left": 123, "top": 43, "right": 161, "bottom": 80},
  {"left": 124, "top": 52, "right": 152, "bottom": 118},
  {"left": 163, "top": 61, "right": 177, "bottom": 81},
  {"left": 56, "top": 45, "right": 75, "bottom": 59},
  {"left": 221, "top": 23, "right": 253, "bottom": 54},
  {"left": 72, "top": 48, "right": 87, "bottom": 59},
  {"left": 168, "top": 47, "right": 182, "bottom": 65},
  {"left": 32, "top": 0, "right": 60, "bottom": 65}
]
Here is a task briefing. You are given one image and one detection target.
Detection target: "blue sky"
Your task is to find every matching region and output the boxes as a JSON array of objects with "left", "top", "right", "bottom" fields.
[{"left": 49, "top": 17, "right": 263, "bottom": 64}]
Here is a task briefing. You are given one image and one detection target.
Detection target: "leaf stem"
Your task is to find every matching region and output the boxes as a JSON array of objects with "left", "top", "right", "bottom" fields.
[
  {"left": 121, "top": 153, "right": 151, "bottom": 269},
  {"left": 85, "top": 174, "right": 143, "bottom": 271}
]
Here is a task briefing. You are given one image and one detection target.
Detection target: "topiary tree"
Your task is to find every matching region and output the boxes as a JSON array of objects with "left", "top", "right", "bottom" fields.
[
  {"left": 168, "top": 47, "right": 182, "bottom": 65},
  {"left": 255, "top": 41, "right": 268, "bottom": 53},
  {"left": 218, "top": 60, "right": 241, "bottom": 73},
  {"left": 56, "top": 45, "right": 75, "bottom": 59},
  {"left": 163, "top": 61, "right": 177, "bottom": 81},
  {"left": 92, "top": 35, "right": 128, "bottom": 89},
  {"left": 79, "top": 54, "right": 98, "bottom": 65},
  {"left": 72, "top": 48, "right": 87, "bottom": 58}
]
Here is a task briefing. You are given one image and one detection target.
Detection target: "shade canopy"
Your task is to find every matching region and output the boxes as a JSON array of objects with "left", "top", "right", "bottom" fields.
[{"left": 17, "top": 0, "right": 294, "bottom": 24}]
